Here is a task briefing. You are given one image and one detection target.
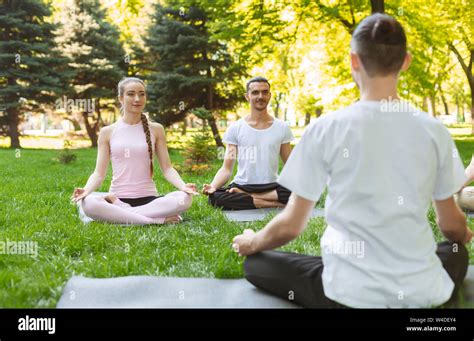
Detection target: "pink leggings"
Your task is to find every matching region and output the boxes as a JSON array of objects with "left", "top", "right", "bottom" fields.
[{"left": 81, "top": 191, "right": 192, "bottom": 225}]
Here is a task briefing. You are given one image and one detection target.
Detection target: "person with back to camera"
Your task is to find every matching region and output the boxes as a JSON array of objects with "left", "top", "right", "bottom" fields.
[{"left": 232, "top": 14, "right": 472, "bottom": 308}]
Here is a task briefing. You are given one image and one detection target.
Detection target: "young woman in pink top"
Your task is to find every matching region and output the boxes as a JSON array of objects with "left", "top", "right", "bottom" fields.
[{"left": 71, "top": 77, "right": 197, "bottom": 225}]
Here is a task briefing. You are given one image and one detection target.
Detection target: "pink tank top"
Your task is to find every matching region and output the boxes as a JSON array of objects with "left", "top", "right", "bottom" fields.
[{"left": 109, "top": 118, "right": 158, "bottom": 198}]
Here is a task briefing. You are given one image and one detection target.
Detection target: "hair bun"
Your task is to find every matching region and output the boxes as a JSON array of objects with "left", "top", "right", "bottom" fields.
[{"left": 372, "top": 19, "right": 398, "bottom": 45}]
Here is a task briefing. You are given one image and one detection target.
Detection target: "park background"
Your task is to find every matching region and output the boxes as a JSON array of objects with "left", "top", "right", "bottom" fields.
[{"left": 0, "top": 0, "right": 473, "bottom": 308}]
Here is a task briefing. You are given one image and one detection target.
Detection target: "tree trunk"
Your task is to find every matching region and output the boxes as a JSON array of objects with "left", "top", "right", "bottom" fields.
[
  {"left": 370, "top": 0, "right": 385, "bottom": 13},
  {"left": 456, "top": 96, "right": 460, "bottom": 122},
  {"left": 6, "top": 74, "right": 20, "bottom": 148},
  {"left": 439, "top": 88, "right": 449, "bottom": 116},
  {"left": 304, "top": 112, "right": 311, "bottom": 126},
  {"left": 428, "top": 94, "right": 436, "bottom": 117},
  {"left": 208, "top": 115, "right": 223, "bottom": 147},
  {"left": 316, "top": 107, "right": 323, "bottom": 118},
  {"left": 83, "top": 112, "right": 97, "bottom": 147},
  {"left": 7, "top": 107, "right": 20, "bottom": 148},
  {"left": 181, "top": 120, "right": 187, "bottom": 135},
  {"left": 83, "top": 98, "right": 101, "bottom": 147},
  {"left": 206, "top": 84, "right": 223, "bottom": 147},
  {"left": 471, "top": 93, "right": 474, "bottom": 135},
  {"left": 274, "top": 92, "right": 283, "bottom": 119},
  {"left": 422, "top": 97, "right": 428, "bottom": 113},
  {"left": 449, "top": 42, "right": 473, "bottom": 134},
  {"left": 65, "top": 117, "right": 81, "bottom": 131}
]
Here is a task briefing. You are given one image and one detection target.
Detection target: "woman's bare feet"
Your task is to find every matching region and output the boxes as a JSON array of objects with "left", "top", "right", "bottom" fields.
[
  {"left": 163, "top": 215, "right": 183, "bottom": 224},
  {"left": 104, "top": 194, "right": 131, "bottom": 208},
  {"left": 104, "top": 193, "right": 118, "bottom": 204}
]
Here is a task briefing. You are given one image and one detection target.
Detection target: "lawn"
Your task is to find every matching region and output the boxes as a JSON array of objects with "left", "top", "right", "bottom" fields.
[{"left": 0, "top": 135, "right": 473, "bottom": 308}]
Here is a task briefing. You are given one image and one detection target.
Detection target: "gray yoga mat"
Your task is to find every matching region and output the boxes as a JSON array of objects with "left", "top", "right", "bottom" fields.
[
  {"left": 224, "top": 208, "right": 325, "bottom": 222},
  {"left": 57, "top": 266, "right": 474, "bottom": 308},
  {"left": 56, "top": 276, "right": 300, "bottom": 308}
]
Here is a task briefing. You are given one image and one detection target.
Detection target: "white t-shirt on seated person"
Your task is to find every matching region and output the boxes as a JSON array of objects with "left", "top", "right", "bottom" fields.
[
  {"left": 277, "top": 100, "right": 467, "bottom": 308},
  {"left": 223, "top": 117, "right": 294, "bottom": 185}
]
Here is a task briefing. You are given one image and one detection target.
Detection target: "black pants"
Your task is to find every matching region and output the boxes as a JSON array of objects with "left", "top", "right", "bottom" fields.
[
  {"left": 244, "top": 241, "right": 469, "bottom": 308},
  {"left": 208, "top": 182, "right": 291, "bottom": 210},
  {"left": 118, "top": 195, "right": 163, "bottom": 207}
]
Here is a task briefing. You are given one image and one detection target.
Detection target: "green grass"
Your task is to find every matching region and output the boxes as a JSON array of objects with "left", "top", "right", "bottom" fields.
[{"left": 0, "top": 137, "right": 473, "bottom": 308}]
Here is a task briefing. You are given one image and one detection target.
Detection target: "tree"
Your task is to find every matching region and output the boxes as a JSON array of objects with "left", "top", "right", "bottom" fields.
[
  {"left": 54, "top": 0, "right": 127, "bottom": 146},
  {"left": 448, "top": 14, "right": 474, "bottom": 133},
  {"left": 0, "top": 0, "right": 70, "bottom": 148},
  {"left": 140, "top": 2, "right": 243, "bottom": 147}
]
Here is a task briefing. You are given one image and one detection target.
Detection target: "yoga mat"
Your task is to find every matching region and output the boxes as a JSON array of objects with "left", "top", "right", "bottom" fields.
[
  {"left": 56, "top": 276, "right": 301, "bottom": 308},
  {"left": 224, "top": 208, "right": 324, "bottom": 222},
  {"left": 57, "top": 266, "right": 474, "bottom": 308}
]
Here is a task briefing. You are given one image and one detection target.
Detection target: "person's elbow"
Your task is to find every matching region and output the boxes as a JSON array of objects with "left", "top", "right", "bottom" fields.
[
  {"left": 92, "top": 171, "right": 106, "bottom": 182},
  {"left": 437, "top": 213, "right": 467, "bottom": 242},
  {"left": 285, "top": 226, "right": 302, "bottom": 241},
  {"left": 434, "top": 196, "right": 467, "bottom": 242},
  {"left": 160, "top": 165, "right": 174, "bottom": 177}
]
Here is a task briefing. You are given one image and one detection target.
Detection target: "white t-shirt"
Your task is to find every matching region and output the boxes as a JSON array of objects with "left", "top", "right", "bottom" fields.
[
  {"left": 223, "top": 117, "right": 294, "bottom": 185},
  {"left": 277, "top": 100, "right": 467, "bottom": 308}
]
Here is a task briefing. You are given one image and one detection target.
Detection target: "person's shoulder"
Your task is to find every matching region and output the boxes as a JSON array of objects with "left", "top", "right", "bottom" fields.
[
  {"left": 329, "top": 102, "right": 362, "bottom": 121},
  {"left": 273, "top": 117, "right": 291, "bottom": 127},
  {"left": 149, "top": 121, "right": 165, "bottom": 136},
  {"left": 306, "top": 110, "right": 338, "bottom": 130},
  {"left": 100, "top": 123, "right": 116, "bottom": 132},
  {"left": 230, "top": 117, "right": 244, "bottom": 126},
  {"left": 405, "top": 106, "right": 452, "bottom": 138},
  {"left": 149, "top": 121, "right": 164, "bottom": 130},
  {"left": 99, "top": 123, "right": 116, "bottom": 139},
  {"left": 226, "top": 118, "right": 244, "bottom": 131}
]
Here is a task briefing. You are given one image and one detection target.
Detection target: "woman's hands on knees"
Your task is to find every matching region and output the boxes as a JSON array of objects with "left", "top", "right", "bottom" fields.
[{"left": 71, "top": 188, "right": 91, "bottom": 202}]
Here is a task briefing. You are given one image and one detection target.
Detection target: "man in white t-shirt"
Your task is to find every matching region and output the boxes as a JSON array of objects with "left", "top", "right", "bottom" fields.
[
  {"left": 232, "top": 14, "right": 472, "bottom": 308},
  {"left": 202, "top": 77, "right": 295, "bottom": 210}
]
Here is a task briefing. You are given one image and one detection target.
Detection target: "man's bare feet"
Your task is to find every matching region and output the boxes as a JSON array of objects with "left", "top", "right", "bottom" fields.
[
  {"left": 164, "top": 215, "right": 183, "bottom": 224},
  {"left": 227, "top": 187, "right": 249, "bottom": 195},
  {"left": 104, "top": 193, "right": 118, "bottom": 204},
  {"left": 253, "top": 198, "right": 285, "bottom": 209},
  {"left": 466, "top": 155, "right": 474, "bottom": 184}
]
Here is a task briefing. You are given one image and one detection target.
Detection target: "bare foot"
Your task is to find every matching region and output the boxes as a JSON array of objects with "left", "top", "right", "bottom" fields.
[
  {"left": 104, "top": 193, "right": 118, "bottom": 204},
  {"left": 227, "top": 187, "right": 249, "bottom": 195},
  {"left": 164, "top": 215, "right": 183, "bottom": 224},
  {"left": 466, "top": 155, "right": 474, "bottom": 184},
  {"left": 253, "top": 198, "right": 285, "bottom": 209}
]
